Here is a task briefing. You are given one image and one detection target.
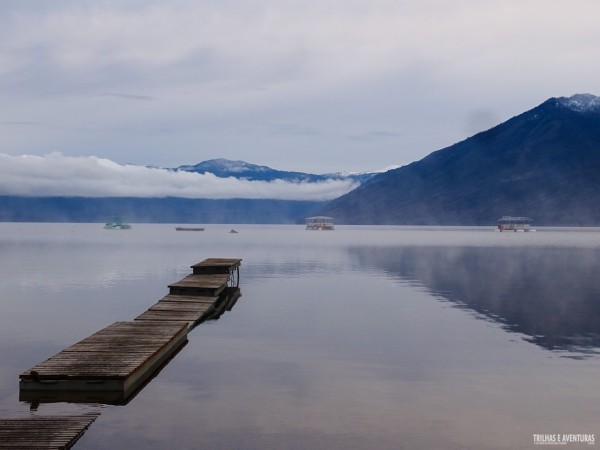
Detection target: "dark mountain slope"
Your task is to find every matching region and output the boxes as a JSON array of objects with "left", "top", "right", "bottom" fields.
[
  {"left": 321, "top": 94, "right": 600, "bottom": 225},
  {"left": 0, "top": 197, "right": 325, "bottom": 224}
]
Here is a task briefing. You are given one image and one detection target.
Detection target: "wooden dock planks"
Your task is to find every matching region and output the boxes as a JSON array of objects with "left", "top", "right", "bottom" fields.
[
  {"left": 0, "top": 413, "right": 99, "bottom": 449},
  {"left": 14, "top": 257, "right": 242, "bottom": 448},
  {"left": 19, "top": 257, "right": 242, "bottom": 396},
  {"left": 134, "top": 294, "right": 219, "bottom": 328},
  {"left": 168, "top": 273, "right": 231, "bottom": 296},
  {"left": 20, "top": 321, "right": 188, "bottom": 395},
  {"left": 192, "top": 258, "right": 242, "bottom": 274}
]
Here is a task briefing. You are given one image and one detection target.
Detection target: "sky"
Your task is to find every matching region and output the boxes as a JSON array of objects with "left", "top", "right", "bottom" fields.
[{"left": 1, "top": 0, "right": 600, "bottom": 199}]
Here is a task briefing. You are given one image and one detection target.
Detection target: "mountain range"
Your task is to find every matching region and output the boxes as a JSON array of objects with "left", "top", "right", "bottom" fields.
[
  {"left": 174, "top": 158, "right": 378, "bottom": 184},
  {"left": 0, "top": 196, "right": 324, "bottom": 224},
  {"left": 0, "top": 158, "right": 378, "bottom": 224},
  {"left": 320, "top": 93, "right": 600, "bottom": 226},
  {"left": 0, "top": 160, "right": 378, "bottom": 223},
  {"left": 1, "top": 93, "right": 599, "bottom": 225}
]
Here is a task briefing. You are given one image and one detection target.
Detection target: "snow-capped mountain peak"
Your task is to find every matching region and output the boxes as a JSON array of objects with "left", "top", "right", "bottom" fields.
[
  {"left": 325, "top": 165, "right": 400, "bottom": 178},
  {"left": 557, "top": 93, "right": 600, "bottom": 112},
  {"left": 175, "top": 159, "right": 380, "bottom": 184},
  {"left": 178, "top": 158, "right": 271, "bottom": 174}
]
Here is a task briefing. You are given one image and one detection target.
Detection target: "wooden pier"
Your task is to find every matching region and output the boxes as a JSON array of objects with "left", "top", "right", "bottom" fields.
[
  {"left": 19, "top": 338, "right": 188, "bottom": 406},
  {"left": 0, "top": 413, "right": 99, "bottom": 449},
  {"left": 8, "top": 258, "right": 243, "bottom": 450},
  {"left": 134, "top": 294, "right": 220, "bottom": 325},
  {"left": 167, "top": 273, "right": 231, "bottom": 297},
  {"left": 11, "top": 257, "right": 242, "bottom": 448},
  {"left": 192, "top": 257, "right": 242, "bottom": 275},
  {"left": 19, "top": 321, "right": 189, "bottom": 398},
  {"left": 19, "top": 258, "right": 241, "bottom": 399},
  {"left": 135, "top": 257, "right": 242, "bottom": 329}
]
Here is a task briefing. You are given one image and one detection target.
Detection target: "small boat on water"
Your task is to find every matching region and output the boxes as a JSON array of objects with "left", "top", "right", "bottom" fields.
[
  {"left": 175, "top": 226, "right": 205, "bottom": 231},
  {"left": 306, "top": 216, "right": 335, "bottom": 230},
  {"left": 497, "top": 216, "right": 534, "bottom": 232},
  {"left": 104, "top": 221, "right": 132, "bottom": 230}
]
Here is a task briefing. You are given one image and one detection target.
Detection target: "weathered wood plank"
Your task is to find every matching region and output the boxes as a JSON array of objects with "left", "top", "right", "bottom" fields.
[
  {"left": 0, "top": 414, "right": 99, "bottom": 449},
  {"left": 20, "top": 321, "right": 187, "bottom": 387},
  {"left": 168, "top": 273, "right": 230, "bottom": 296},
  {"left": 159, "top": 294, "right": 218, "bottom": 304},
  {"left": 193, "top": 257, "right": 242, "bottom": 267},
  {"left": 191, "top": 258, "right": 242, "bottom": 274},
  {"left": 135, "top": 312, "right": 212, "bottom": 324},
  {"left": 169, "top": 274, "right": 230, "bottom": 288},
  {"left": 61, "top": 343, "right": 173, "bottom": 352},
  {"left": 169, "top": 274, "right": 230, "bottom": 297},
  {"left": 148, "top": 302, "right": 213, "bottom": 312}
]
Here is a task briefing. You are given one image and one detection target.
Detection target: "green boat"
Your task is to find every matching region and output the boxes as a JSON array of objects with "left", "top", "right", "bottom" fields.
[{"left": 104, "top": 220, "right": 132, "bottom": 230}]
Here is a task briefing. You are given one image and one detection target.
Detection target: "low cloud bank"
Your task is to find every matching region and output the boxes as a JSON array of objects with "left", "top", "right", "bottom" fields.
[{"left": 0, "top": 153, "right": 357, "bottom": 201}]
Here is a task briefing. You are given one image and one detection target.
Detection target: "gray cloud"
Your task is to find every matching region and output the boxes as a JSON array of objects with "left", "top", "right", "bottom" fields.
[
  {"left": 0, "top": 153, "right": 357, "bottom": 200},
  {"left": 349, "top": 130, "right": 404, "bottom": 142},
  {"left": 268, "top": 124, "right": 324, "bottom": 137},
  {"left": 0, "top": 121, "right": 44, "bottom": 126},
  {"left": 96, "top": 92, "right": 156, "bottom": 101},
  {"left": 0, "top": 1, "right": 599, "bottom": 172}
]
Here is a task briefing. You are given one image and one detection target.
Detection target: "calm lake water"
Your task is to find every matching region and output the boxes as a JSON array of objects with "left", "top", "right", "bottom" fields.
[{"left": 1, "top": 223, "right": 599, "bottom": 449}]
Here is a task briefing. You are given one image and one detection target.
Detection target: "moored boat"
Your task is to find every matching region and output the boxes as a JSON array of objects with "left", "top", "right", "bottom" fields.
[
  {"left": 306, "top": 216, "right": 335, "bottom": 230},
  {"left": 497, "top": 216, "right": 534, "bottom": 232},
  {"left": 104, "top": 220, "right": 132, "bottom": 230}
]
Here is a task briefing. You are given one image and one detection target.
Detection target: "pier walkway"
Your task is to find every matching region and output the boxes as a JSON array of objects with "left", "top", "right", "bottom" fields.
[
  {"left": 10, "top": 257, "right": 241, "bottom": 448},
  {"left": 0, "top": 414, "right": 99, "bottom": 449}
]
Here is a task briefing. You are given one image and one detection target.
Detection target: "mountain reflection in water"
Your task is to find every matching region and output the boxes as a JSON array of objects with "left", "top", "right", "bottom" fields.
[{"left": 351, "top": 246, "right": 600, "bottom": 358}]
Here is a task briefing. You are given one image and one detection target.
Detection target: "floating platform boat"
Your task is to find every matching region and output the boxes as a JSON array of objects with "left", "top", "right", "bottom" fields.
[
  {"left": 497, "top": 216, "right": 534, "bottom": 232},
  {"left": 175, "top": 226, "right": 205, "bottom": 231},
  {"left": 306, "top": 216, "right": 335, "bottom": 230},
  {"left": 103, "top": 220, "right": 132, "bottom": 230}
]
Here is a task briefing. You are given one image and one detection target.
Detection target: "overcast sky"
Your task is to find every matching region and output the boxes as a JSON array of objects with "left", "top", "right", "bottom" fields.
[{"left": 1, "top": 0, "right": 600, "bottom": 187}]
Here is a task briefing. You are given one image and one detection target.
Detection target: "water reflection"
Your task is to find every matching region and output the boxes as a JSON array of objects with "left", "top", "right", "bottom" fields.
[
  {"left": 4, "top": 224, "right": 600, "bottom": 449},
  {"left": 190, "top": 287, "right": 242, "bottom": 327},
  {"left": 350, "top": 246, "right": 600, "bottom": 357}
]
